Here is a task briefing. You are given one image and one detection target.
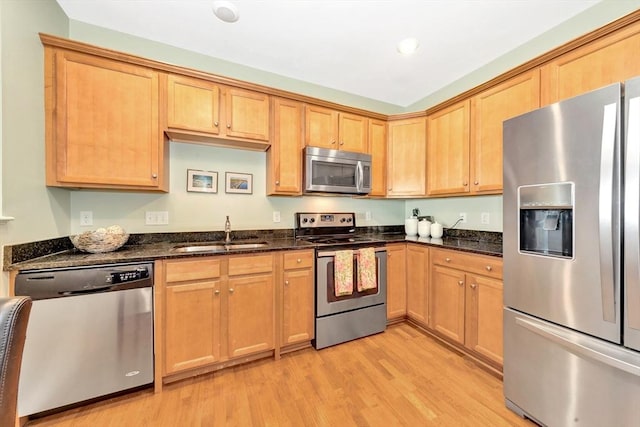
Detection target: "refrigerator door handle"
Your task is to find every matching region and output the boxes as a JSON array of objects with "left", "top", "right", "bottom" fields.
[
  {"left": 515, "top": 316, "right": 640, "bottom": 377},
  {"left": 599, "top": 103, "right": 618, "bottom": 323},
  {"left": 625, "top": 96, "right": 640, "bottom": 331}
]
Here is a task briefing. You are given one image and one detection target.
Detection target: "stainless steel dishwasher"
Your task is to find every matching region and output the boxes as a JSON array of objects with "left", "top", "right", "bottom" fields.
[{"left": 14, "top": 262, "right": 154, "bottom": 417}]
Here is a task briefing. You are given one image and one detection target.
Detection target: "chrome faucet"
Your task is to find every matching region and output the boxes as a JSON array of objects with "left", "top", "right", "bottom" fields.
[{"left": 224, "top": 215, "right": 231, "bottom": 243}]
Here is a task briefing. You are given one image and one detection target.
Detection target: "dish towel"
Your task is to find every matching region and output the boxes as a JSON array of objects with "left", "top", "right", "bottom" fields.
[
  {"left": 334, "top": 250, "right": 354, "bottom": 296},
  {"left": 358, "top": 247, "right": 377, "bottom": 291}
]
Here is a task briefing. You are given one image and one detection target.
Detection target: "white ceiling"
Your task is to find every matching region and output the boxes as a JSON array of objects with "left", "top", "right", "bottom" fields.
[{"left": 55, "top": 0, "right": 602, "bottom": 108}]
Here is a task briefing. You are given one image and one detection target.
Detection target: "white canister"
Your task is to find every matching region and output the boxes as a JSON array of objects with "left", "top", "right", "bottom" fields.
[
  {"left": 405, "top": 218, "right": 418, "bottom": 236},
  {"left": 418, "top": 220, "right": 431, "bottom": 237},
  {"left": 430, "top": 221, "right": 443, "bottom": 239}
]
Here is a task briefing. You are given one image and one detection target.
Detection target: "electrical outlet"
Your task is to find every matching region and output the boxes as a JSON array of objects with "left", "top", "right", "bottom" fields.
[
  {"left": 80, "top": 211, "right": 93, "bottom": 226},
  {"left": 365, "top": 211, "right": 372, "bottom": 221},
  {"left": 459, "top": 212, "right": 467, "bottom": 223},
  {"left": 273, "top": 211, "right": 281, "bottom": 223},
  {"left": 481, "top": 212, "right": 490, "bottom": 225},
  {"left": 158, "top": 211, "right": 169, "bottom": 225}
]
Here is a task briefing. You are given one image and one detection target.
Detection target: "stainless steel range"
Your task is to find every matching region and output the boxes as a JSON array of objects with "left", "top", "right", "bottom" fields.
[{"left": 294, "top": 212, "right": 387, "bottom": 349}]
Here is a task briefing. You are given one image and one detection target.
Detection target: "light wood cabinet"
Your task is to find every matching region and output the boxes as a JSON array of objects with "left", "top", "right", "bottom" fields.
[
  {"left": 163, "top": 258, "right": 222, "bottom": 375},
  {"left": 44, "top": 48, "right": 167, "bottom": 191},
  {"left": 368, "top": 119, "right": 387, "bottom": 197},
  {"left": 470, "top": 70, "right": 540, "bottom": 194},
  {"left": 429, "top": 248, "right": 503, "bottom": 367},
  {"left": 165, "top": 74, "right": 270, "bottom": 149},
  {"left": 386, "top": 117, "right": 427, "bottom": 197},
  {"left": 406, "top": 244, "right": 429, "bottom": 326},
  {"left": 267, "top": 98, "right": 304, "bottom": 195},
  {"left": 386, "top": 243, "right": 407, "bottom": 321},
  {"left": 161, "top": 254, "right": 275, "bottom": 376},
  {"left": 305, "top": 105, "right": 368, "bottom": 153},
  {"left": 280, "top": 250, "right": 315, "bottom": 347},
  {"left": 427, "top": 100, "right": 470, "bottom": 196},
  {"left": 541, "top": 24, "right": 640, "bottom": 105}
]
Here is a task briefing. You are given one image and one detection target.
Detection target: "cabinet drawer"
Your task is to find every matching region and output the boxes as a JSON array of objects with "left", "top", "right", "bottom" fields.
[
  {"left": 431, "top": 248, "right": 502, "bottom": 279},
  {"left": 165, "top": 258, "right": 222, "bottom": 283},
  {"left": 228, "top": 254, "right": 273, "bottom": 276},
  {"left": 283, "top": 250, "right": 314, "bottom": 270}
]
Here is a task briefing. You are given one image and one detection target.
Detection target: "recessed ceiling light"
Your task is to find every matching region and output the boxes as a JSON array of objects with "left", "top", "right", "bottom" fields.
[
  {"left": 212, "top": 1, "right": 239, "bottom": 23},
  {"left": 397, "top": 37, "right": 419, "bottom": 55}
]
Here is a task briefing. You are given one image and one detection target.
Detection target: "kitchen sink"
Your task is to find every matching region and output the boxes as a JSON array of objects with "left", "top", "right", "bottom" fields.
[{"left": 171, "top": 241, "right": 269, "bottom": 253}]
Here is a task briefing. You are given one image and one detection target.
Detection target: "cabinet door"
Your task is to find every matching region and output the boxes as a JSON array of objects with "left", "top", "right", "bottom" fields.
[
  {"left": 225, "top": 87, "right": 270, "bottom": 141},
  {"left": 339, "top": 113, "right": 368, "bottom": 153},
  {"left": 368, "top": 119, "right": 387, "bottom": 197},
  {"left": 387, "top": 117, "right": 427, "bottom": 197},
  {"left": 427, "top": 100, "right": 470, "bottom": 196},
  {"left": 465, "top": 274, "right": 504, "bottom": 365},
  {"left": 282, "top": 268, "right": 315, "bottom": 345},
  {"left": 406, "top": 244, "right": 429, "bottom": 326},
  {"left": 386, "top": 244, "right": 407, "bottom": 320},
  {"left": 167, "top": 74, "right": 220, "bottom": 134},
  {"left": 267, "top": 98, "right": 303, "bottom": 195},
  {"left": 305, "top": 105, "right": 339, "bottom": 149},
  {"left": 227, "top": 273, "right": 275, "bottom": 358},
  {"left": 50, "top": 50, "right": 162, "bottom": 189},
  {"left": 470, "top": 70, "right": 540, "bottom": 194},
  {"left": 164, "top": 280, "right": 221, "bottom": 374},
  {"left": 541, "top": 24, "right": 640, "bottom": 105},
  {"left": 430, "top": 265, "right": 465, "bottom": 344}
]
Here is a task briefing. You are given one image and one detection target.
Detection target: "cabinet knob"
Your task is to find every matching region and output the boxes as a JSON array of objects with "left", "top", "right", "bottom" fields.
[
  {"left": 474, "top": 180, "right": 479, "bottom": 185},
  {"left": 214, "top": 289, "right": 220, "bottom": 295},
  {"left": 331, "top": 140, "right": 336, "bottom": 145},
  {"left": 152, "top": 173, "right": 158, "bottom": 179},
  {"left": 227, "top": 124, "right": 231, "bottom": 129},
  {"left": 458, "top": 280, "right": 464, "bottom": 286},
  {"left": 339, "top": 141, "right": 344, "bottom": 145},
  {"left": 229, "top": 288, "right": 234, "bottom": 293},
  {"left": 275, "top": 181, "right": 280, "bottom": 185},
  {"left": 285, "top": 280, "right": 289, "bottom": 285},
  {"left": 214, "top": 121, "right": 219, "bottom": 127},
  {"left": 486, "top": 266, "right": 492, "bottom": 271},
  {"left": 445, "top": 257, "right": 451, "bottom": 262},
  {"left": 297, "top": 258, "right": 302, "bottom": 263},
  {"left": 470, "top": 283, "right": 477, "bottom": 289},
  {"left": 463, "top": 181, "right": 468, "bottom": 186}
]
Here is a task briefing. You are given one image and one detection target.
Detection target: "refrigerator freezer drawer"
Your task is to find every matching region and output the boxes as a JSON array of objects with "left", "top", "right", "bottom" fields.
[{"left": 504, "top": 308, "right": 640, "bottom": 427}]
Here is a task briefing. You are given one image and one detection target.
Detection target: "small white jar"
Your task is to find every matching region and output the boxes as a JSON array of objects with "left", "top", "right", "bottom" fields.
[
  {"left": 405, "top": 218, "right": 418, "bottom": 236},
  {"left": 430, "top": 221, "right": 443, "bottom": 239},
  {"left": 418, "top": 220, "right": 431, "bottom": 237}
]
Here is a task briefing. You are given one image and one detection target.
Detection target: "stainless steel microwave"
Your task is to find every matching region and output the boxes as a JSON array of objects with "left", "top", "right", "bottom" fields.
[{"left": 303, "top": 146, "right": 372, "bottom": 195}]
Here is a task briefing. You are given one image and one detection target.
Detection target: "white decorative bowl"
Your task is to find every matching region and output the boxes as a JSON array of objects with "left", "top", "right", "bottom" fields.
[{"left": 70, "top": 225, "right": 129, "bottom": 253}]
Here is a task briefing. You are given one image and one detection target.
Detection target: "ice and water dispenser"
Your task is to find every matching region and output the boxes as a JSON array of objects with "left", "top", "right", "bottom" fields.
[{"left": 518, "top": 182, "right": 574, "bottom": 258}]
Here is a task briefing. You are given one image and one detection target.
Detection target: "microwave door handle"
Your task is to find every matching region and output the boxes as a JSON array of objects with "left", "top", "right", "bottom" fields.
[{"left": 356, "top": 161, "right": 364, "bottom": 192}]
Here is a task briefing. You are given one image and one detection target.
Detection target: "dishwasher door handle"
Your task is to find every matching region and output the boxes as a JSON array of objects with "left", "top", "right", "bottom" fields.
[{"left": 59, "top": 285, "right": 114, "bottom": 296}]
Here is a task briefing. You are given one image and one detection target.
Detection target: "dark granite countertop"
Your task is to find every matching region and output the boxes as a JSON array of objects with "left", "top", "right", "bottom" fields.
[{"left": 5, "top": 227, "right": 502, "bottom": 271}]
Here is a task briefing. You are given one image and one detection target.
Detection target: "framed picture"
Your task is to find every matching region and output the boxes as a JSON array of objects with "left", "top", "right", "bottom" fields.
[
  {"left": 187, "top": 169, "right": 218, "bottom": 193},
  {"left": 225, "top": 172, "right": 253, "bottom": 194}
]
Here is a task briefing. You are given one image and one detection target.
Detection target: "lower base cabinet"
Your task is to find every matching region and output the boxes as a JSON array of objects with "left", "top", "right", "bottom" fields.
[
  {"left": 280, "top": 250, "right": 315, "bottom": 347},
  {"left": 406, "top": 244, "right": 429, "bottom": 327},
  {"left": 429, "top": 248, "right": 504, "bottom": 367},
  {"left": 386, "top": 243, "right": 407, "bottom": 321},
  {"left": 161, "top": 254, "right": 275, "bottom": 377}
]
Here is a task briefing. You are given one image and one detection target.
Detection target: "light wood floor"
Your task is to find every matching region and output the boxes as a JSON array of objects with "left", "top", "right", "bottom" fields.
[{"left": 27, "top": 323, "right": 535, "bottom": 426}]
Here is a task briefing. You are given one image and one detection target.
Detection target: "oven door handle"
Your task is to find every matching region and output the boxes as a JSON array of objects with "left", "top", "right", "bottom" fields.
[{"left": 317, "top": 247, "right": 387, "bottom": 257}]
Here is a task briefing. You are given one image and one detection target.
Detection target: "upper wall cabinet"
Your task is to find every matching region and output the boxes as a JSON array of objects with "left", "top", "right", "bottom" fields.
[
  {"left": 470, "top": 70, "right": 540, "bottom": 194},
  {"left": 541, "top": 23, "right": 640, "bottom": 105},
  {"left": 44, "top": 47, "right": 168, "bottom": 191},
  {"left": 368, "top": 119, "right": 387, "bottom": 197},
  {"left": 387, "top": 117, "right": 427, "bottom": 197},
  {"left": 267, "top": 98, "right": 304, "bottom": 195},
  {"left": 305, "top": 105, "right": 368, "bottom": 153},
  {"left": 165, "top": 74, "right": 270, "bottom": 150},
  {"left": 427, "top": 100, "right": 471, "bottom": 196}
]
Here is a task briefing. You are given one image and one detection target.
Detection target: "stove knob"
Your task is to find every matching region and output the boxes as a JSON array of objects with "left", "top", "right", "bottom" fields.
[
  {"left": 310, "top": 218, "right": 315, "bottom": 223},
  {"left": 340, "top": 218, "right": 346, "bottom": 223},
  {"left": 347, "top": 218, "right": 352, "bottom": 223},
  {"left": 302, "top": 218, "right": 308, "bottom": 223}
]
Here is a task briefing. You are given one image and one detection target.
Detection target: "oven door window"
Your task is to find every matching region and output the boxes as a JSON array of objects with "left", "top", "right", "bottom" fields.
[
  {"left": 311, "top": 160, "right": 356, "bottom": 188},
  {"left": 325, "top": 255, "right": 379, "bottom": 302}
]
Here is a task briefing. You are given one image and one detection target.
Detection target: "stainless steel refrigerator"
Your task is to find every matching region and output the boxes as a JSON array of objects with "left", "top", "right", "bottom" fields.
[{"left": 503, "top": 78, "right": 640, "bottom": 426}]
